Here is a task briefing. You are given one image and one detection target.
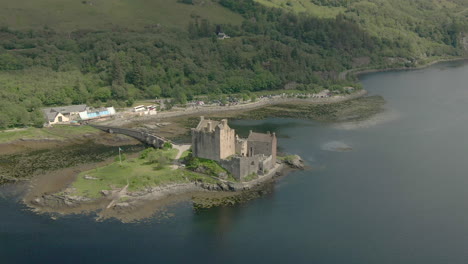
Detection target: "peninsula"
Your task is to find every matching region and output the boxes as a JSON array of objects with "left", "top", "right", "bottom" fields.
[{"left": 28, "top": 117, "right": 304, "bottom": 221}]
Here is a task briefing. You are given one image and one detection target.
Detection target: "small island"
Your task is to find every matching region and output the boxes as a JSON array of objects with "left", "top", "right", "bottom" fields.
[{"left": 30, "top": 117, "right": 304, "bottom": 221}]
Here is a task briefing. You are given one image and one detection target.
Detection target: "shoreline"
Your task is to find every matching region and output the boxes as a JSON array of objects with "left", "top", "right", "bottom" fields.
[
  {"left": 340, "top": 57, "right": 468, "bottom": 80},
  {"left": 102, "top": 90, "right": 368, "bottom": 126},
  {"left": 25, "top": 160, "right": 297, "bottom": 222}
]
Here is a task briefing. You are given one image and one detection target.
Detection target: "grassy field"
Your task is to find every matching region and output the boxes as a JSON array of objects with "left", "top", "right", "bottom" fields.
[
  {"left": 71, "top": 148, "right": 219, "bottom": 198},
  {"left": 0, "top": 125, "right": 100, "bottom": 143},
  {"left": 0, "top": 0, "right": 243, "bottom": 31}
]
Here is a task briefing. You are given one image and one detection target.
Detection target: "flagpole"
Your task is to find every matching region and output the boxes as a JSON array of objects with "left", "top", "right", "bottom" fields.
[{"left": 119, "top": 147, "right": 122, "bottom": 165}]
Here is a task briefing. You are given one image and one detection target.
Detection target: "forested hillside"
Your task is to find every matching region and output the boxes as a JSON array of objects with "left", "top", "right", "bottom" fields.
[
  {"left": 254, "top": 0, "right": 468, "bottom": 57},
  {"left": 0, "top": 0, "right": 466, "bottom": 128}
]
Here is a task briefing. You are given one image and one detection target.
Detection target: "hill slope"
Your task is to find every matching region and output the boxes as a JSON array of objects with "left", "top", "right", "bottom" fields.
[
  {"left": 252, "top": 0, "right": 468, "bottom": 57},
  {"left": 0, "top": 0, "right": 466, "bottom": 128},
  {"left": 0, "top": 0, "right": 243, "bottom": 31}
]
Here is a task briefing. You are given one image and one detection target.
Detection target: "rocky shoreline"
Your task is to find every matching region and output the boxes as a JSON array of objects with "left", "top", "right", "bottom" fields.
[
  {"left": 102, "top": 90, "right": 368, "bottom": 127},
  {"left": 340, "top": 57, "right": 468, "bottom": 80},
  {"left": 27, "top": 156, "right": 304, "bottom": 222}
]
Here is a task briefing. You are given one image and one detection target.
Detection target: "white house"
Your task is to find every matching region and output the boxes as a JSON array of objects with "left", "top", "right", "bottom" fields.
[{"left": 42, "top": 104, "right": 87, "bottom": 125}]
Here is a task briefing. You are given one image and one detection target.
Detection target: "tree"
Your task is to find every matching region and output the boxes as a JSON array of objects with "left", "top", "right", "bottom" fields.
[
  {"left": 148, "top": 151, "right": 169, "bottom": 169},
  {"left": 93, "top": 87, "right": 112, "bottom": 101},
  {"left": 111, "top": 84, "right": 128, "bottom": 100},
  {"left": 172, "top": 86, "right": 187, "bottom": 105},
  {"left": 111, "top": 57, "right": 125, "bottom": 86},
  {"left": 130, "top": 60, "right": 144, "bottom": 88},
  {"left": 144, "top": 84, "right": 162, "bottom": 98}
]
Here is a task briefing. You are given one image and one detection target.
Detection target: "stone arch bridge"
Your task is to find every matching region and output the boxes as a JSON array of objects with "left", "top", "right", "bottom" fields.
[{"left": 91, "top": 124, "right": 168, "bottom": 148}]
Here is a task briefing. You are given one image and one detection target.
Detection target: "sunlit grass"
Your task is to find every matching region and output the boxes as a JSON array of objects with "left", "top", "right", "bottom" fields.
[{"left": 71, "top": 148, "right": 219, "bottom": 198}]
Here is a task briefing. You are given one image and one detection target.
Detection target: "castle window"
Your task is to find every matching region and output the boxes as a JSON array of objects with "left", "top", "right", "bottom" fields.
[{"left": 251, "top": 161, "right": 255, "bottom": 165}]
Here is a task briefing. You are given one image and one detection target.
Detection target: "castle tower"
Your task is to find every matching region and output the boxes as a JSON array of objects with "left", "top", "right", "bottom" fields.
[{"left": 191, "top": 117, "right": 236, "bottom": 161}]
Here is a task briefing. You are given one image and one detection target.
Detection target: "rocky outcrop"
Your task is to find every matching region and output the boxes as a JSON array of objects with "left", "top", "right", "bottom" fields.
[
  {"left": 284, "top": 155, "right": 305, "bottom": 169},
  {"left": 31, "top": 194, "right": 93, "bottom": 209}
]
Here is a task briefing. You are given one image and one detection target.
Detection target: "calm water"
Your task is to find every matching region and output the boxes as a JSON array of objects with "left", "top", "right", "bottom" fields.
[{"left": 1, "top": 61, "right": 468, "bottom": 264}]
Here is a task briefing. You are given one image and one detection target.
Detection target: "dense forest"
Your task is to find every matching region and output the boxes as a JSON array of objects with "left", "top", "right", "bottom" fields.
[{"left": 0, "top": 0, "right": 466, "bottom": 128}]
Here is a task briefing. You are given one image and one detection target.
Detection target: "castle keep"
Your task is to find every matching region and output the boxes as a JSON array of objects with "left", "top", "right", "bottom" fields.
[{"left": 192, "top": 117, "right": 277, "bottom": 180}]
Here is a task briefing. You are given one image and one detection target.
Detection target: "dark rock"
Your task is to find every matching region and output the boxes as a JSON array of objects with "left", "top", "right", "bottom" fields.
[
  {"left": 217, "top": 172, "right": 228, "bottom": 179},
  {"left": 285, "top": 155, "right": 305, "bottom": 169}
]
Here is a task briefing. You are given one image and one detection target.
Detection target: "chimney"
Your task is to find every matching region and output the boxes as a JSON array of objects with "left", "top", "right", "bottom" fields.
[
  {"left": 207, "top": 121, "right": 212, "bottom": 131},
  {"left": 221, "top": 119, "right": 228, "bottom": 127}
]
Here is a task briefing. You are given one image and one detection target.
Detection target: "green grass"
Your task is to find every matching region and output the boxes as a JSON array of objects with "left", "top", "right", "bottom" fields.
[
  {"left": 277, "top": 155, "right": 296, "bottom": 163},
  {"left": 242, "top": 173, "right": 258, "bottom": 182},
  {"left": 0, "top": 0, "right": 243, "bottom": 31},
  {"left": 179, "top": 150, "right": 190, "bottom": 160},
  {"left": 0, "top": 125, "right": 99, "bottom": 143},
  {"left": 71, "top": 148, "right": 219, "bottom": 198},
  {"left": 254, "top": 0, "right": 345, "bottom": 18},
  {"left": 186, "top": 156, "right": 229, "bottom": 177}
]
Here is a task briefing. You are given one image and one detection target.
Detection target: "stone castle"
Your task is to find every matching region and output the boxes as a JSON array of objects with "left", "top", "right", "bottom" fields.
[{"left": 192, "top": 117, "right": 277, "bottom": 180}]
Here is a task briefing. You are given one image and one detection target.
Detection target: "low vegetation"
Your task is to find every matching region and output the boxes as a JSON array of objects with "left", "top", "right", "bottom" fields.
[
  {"left": 0, "top": 0, "right": 243, "bottom": 31},
  {"left": 237, "top": 95, "right": 385, "bottom": 122},
  {"left": 185, "top": 153, "right": 229, "bottom": 177},
  {"left": 0, "top": 142, "right": 144, "bottom": 184},
  {"left": 71, "top": 148, "right": 219, "bottom": 198},
  {"left": 0, "top": 125, "right": 99, "bottom": 143},
  {"left": 242, "top": 173, "right": 258, "bottom": 182}
]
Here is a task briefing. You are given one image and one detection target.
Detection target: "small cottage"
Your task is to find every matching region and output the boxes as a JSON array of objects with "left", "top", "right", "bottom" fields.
[{"left": 42, "top": 104, "right": 87, "bottom": 125}]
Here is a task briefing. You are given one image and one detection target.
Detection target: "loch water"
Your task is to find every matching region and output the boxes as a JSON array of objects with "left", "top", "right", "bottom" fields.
[{"left": 1, "top": 60, "right": 468, "bottom": 264}]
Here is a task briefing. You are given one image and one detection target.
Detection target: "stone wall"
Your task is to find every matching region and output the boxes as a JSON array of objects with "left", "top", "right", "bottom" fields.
[
  {"left": 191, "top": 119, "right": 236, "bottom": 161},
  {"left": 218, "top": 120, "right": 236, "bottom": 159},
  {"left": 220, "top": 154, "right": 271, "bottom": 180},
  {"left": 191, "top": 117, "right": 278, "bottom": 180},
  {"left": 236, "top": 137, "right": 248, "bottom": 156},
  {"left": 247, "top": 134, "right": 277, "bottom": 164},
  {"left": 191, "top": 128, "right": 220, "bottom": 161}
]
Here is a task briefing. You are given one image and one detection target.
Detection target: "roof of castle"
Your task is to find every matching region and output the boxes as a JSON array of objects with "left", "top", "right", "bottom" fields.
[
  {"left": 248, "top": 132, "right": 274, "bottom": 142},
  {"left": 195, "top": 119, "right": 221, "bottom": 131}
]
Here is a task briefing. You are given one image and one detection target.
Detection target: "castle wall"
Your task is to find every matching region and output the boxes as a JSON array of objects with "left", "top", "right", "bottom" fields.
[
  {"left": 192, "top": 117, "right": 278, "bottom": 180},
  {"left": 220, "top": 155, "right": 269, "bottom": 180},
  {"left": 247, "top": 136, "right": 277, "bottom": 166},
  {"left": 271, "top": 135, "right": 277, "bottom": 165},
  {"left": 235, "top": 138, "right": 248, "bottom": 156},
  {"left": 259, "top": 155, "right": 273, "bottom": 173},
  {"left": 218, "top": 125, "right": 236, "bottom": 159},
  {"left": 192, "top": 129, "right": 220, "bottom": 161}
]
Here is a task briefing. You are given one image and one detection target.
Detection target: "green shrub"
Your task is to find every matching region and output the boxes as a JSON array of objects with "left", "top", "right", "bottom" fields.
[
  {"left": 185, "top": 153, "right": 229, "bottom": 177},
  {"left": 139, "top": 148, "right": 155, "bottom": 159},
  {"left": 163, "top": 142, "right": 173, "bottom": 149}
]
